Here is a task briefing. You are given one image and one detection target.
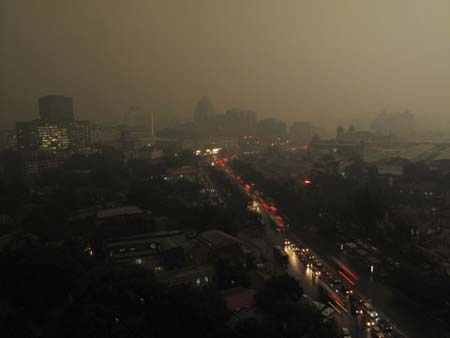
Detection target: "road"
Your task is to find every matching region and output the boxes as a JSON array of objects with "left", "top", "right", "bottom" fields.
[
  {"left": 205, "top": 159, "right": 372, "bottom": 337},
  {"left": 298, "top": 232, "right": 449, "bottom": 338},
  {"left": 207, "top": 157, "right": 450, "bottom": 338},
  {"left": 253, "top": 205, "right": 373, "bottom": 338}
]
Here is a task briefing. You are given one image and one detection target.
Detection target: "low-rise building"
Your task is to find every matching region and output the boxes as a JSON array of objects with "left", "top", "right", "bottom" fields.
[
  {"left": 156, "top": 264, "right": 215, "bottom": 287},
  {"left": 164, "top": 166, "right": 198, "bottom": 182},
  {"left": 375, "top": 157, "right": 408, "bottom": 177},
  {"left": 197, "top": 230, "right": 244, "bottom": 263},
  {"left": 308, "top": 139, "right": 364, "bottom": 160},
  {"left": 102, "top": 230, "right": 209, "bottom": 270},
  {"left": 222, "top": 287, "right": 255, "bottom": 312},
  {"left": 96, "top": 206, "right": 149, "bottom": 239}
]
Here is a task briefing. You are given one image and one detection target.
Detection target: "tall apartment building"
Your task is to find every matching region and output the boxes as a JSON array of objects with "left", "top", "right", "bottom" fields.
[
  {"left": 39, "top": 95, "right": 74, "bottom": 122},
  {"left": 17, "top": 95, "right": 90, "bottom": 151}
]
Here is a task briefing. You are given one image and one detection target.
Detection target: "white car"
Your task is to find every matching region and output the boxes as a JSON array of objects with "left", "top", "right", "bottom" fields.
[
  {"left": 362, "top": 302, "right": 379, "bottom": 320},
  {"left": 341, "top": 327, "right": 352, "bottom": 338},
  {"left": 371, "top": 325, "right": 385, "bottom": 338},
  {"left": 321, "top": 306, "right": 336, "bottom": 320}
]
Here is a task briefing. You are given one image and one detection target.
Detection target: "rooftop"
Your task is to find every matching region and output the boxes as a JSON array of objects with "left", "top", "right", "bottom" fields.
[
  {"left": 166, "top": 166, "right": 198, "bottom": 176},
  {"left": 198, "top": 230, "right": 240, "bottom": 248},
  {"left": 97, "top": 206, "right": 144, "bottom": 219},
  {"left": 156, "top": 264, "right": 214, "bottom": 286},
  {"left": 103, "top": 230, "right": 188, "bottom": 247},
  {"left": 223, "top": 288, "right": 255, "bottom": 312}
]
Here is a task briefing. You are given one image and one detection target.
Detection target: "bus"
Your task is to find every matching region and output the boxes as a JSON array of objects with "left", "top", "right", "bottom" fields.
[{"left": 273, "top": 245, "right": 289, "bottom": 264}]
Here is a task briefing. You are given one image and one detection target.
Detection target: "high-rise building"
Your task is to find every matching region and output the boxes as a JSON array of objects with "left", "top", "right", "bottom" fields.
[
  {"left": 224, "top": 109, "right": 257, "bottom": 136},
  {"left": 17, "top": 120, "right": 69, "bottom": 151},
  {"left": 124, "top": 105, "right": 140, "bottom": 126},
  {"left": 0, "top": 129, "right": 17, "bottom": 150},
  {"left": 193, "top": 97, "right": 214, "bottom": 124},
  {"left": 17, "top": 95, "right": 90, "bottom": 151},
  {"left": 371, "top": 110, "right": 415, "bottom": 140},
  {"left": 38, "top": 95, "right": 74, "bottom": 122},
  {"left": 67, "top": 120, "right": 91, "bottom": 149},
  {"left": 17, "top": 120, "right": 90, "bottom": 151},
  {"left": 289, "top": 121, "right": 313, "bottom": 146},
  {"left": 16, "top": 122, "right": 39, "bottom": 151},
  {"left": 256, "top": 118, "right": 287, "bottom": 142}
]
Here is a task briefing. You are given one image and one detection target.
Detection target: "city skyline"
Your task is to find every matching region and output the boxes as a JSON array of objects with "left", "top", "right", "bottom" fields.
[
  {"left": 2, "top": 2, "right": 450, "bottom": 338},
  {"left": 1, "top": 1, "right": 450, "bottom": 130}
]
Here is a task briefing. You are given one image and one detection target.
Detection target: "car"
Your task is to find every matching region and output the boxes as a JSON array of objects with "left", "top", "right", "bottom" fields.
[
  {"left": 330, "top": 278, "right": 342, "bottom": 285},
  {"left": 371, "top": 325, "right": 385, "bottom": 338},
  {"left": 321, "top": 306, "right": 336, "bottom": 322},
  {"left": 300, "top": 247, "right": 310, "bottom": 254},
  {"left": 291, "top": 244, "right": 300, "bottom": 253},
  {"left": 341, "top": 327, "right": 352, "bottom": 338},
  {"left": 341, "top": 285, "right": 353, "bottom": 295},
  {"left": 312, "top": 267, "right": 322, "bottom": 277},
  {"left": 378, "top": 318, "right": 393, "bottom": 332},
  {"left": 362, "top": 302, "right": 379, "bottom": 320},
  {"left": 284, "top": 239, "right": 291, "bottom": 246},
  {"left": 313, "top": 259, "right": 323, "bottom": 268},
  {"left": 365, "top": 317, "right": 376, "bottom": 328},
  {"left": 323, "top": 269, "right": 333, "bottom": 277}
]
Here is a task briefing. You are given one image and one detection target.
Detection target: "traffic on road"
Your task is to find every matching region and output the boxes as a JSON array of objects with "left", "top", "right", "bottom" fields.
[{"left": 211, "top": 155, "right": 409, "bottom": 338}]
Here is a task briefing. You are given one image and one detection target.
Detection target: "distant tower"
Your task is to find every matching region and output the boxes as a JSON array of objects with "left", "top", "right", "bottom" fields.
[
  {"left": 150, "top": 112, "right": 155, "bottom": 138},
  {"left": 193, "top": 97, "right": 214, "bottom": 124},
  {"left": 124, "top": 105, "right": 140, "bottom": 126},
  {"left": 39, "top": 95, "right": 74, "bottom": 122}
]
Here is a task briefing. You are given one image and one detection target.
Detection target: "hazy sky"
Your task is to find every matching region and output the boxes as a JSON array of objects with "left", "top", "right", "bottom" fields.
[{"left": 1, "top": 0, "right": 450, "bottom": 130}]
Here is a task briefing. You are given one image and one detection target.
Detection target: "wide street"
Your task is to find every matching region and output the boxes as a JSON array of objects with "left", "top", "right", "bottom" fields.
[{"left": 205, "top": 156, "right": 450, "bottom": 338}]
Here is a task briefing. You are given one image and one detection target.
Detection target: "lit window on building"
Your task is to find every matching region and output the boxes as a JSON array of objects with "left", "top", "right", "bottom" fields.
[{"left": 37, "top": 124, "right": 69, "bottom": 150}]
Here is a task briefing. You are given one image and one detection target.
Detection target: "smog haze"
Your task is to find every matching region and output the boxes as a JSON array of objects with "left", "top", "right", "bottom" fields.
[{"left": 1, "top": 0, "right": 450, "bottom": 130}]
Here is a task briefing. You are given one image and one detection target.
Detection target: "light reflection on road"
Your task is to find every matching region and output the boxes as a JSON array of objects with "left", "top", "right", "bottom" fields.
[
  {"left": 265, "top": 214, "right": 371, "bottom": 338},
  {"left": 211, "top": 162, "right": 371, "bottom": 337}
]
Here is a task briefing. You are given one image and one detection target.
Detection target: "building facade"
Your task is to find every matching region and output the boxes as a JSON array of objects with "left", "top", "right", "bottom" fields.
[
  {"left": 67, "top": 120, "right": 90, "bottom": 149},
  {"left": 17, "top": 120, "right": 69, "bottom": 151},
  {"left": 17, "top": 95, "right": 90, "bottom": 151},
  {"left": 193, "top": 97, "right": 215, "bottom": 124},
  {"left": 16, "top": 120, "right": 89, "bottom": 151},
  {"left": 0, "top": 130, "right": 17, "bottom": 150}
]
